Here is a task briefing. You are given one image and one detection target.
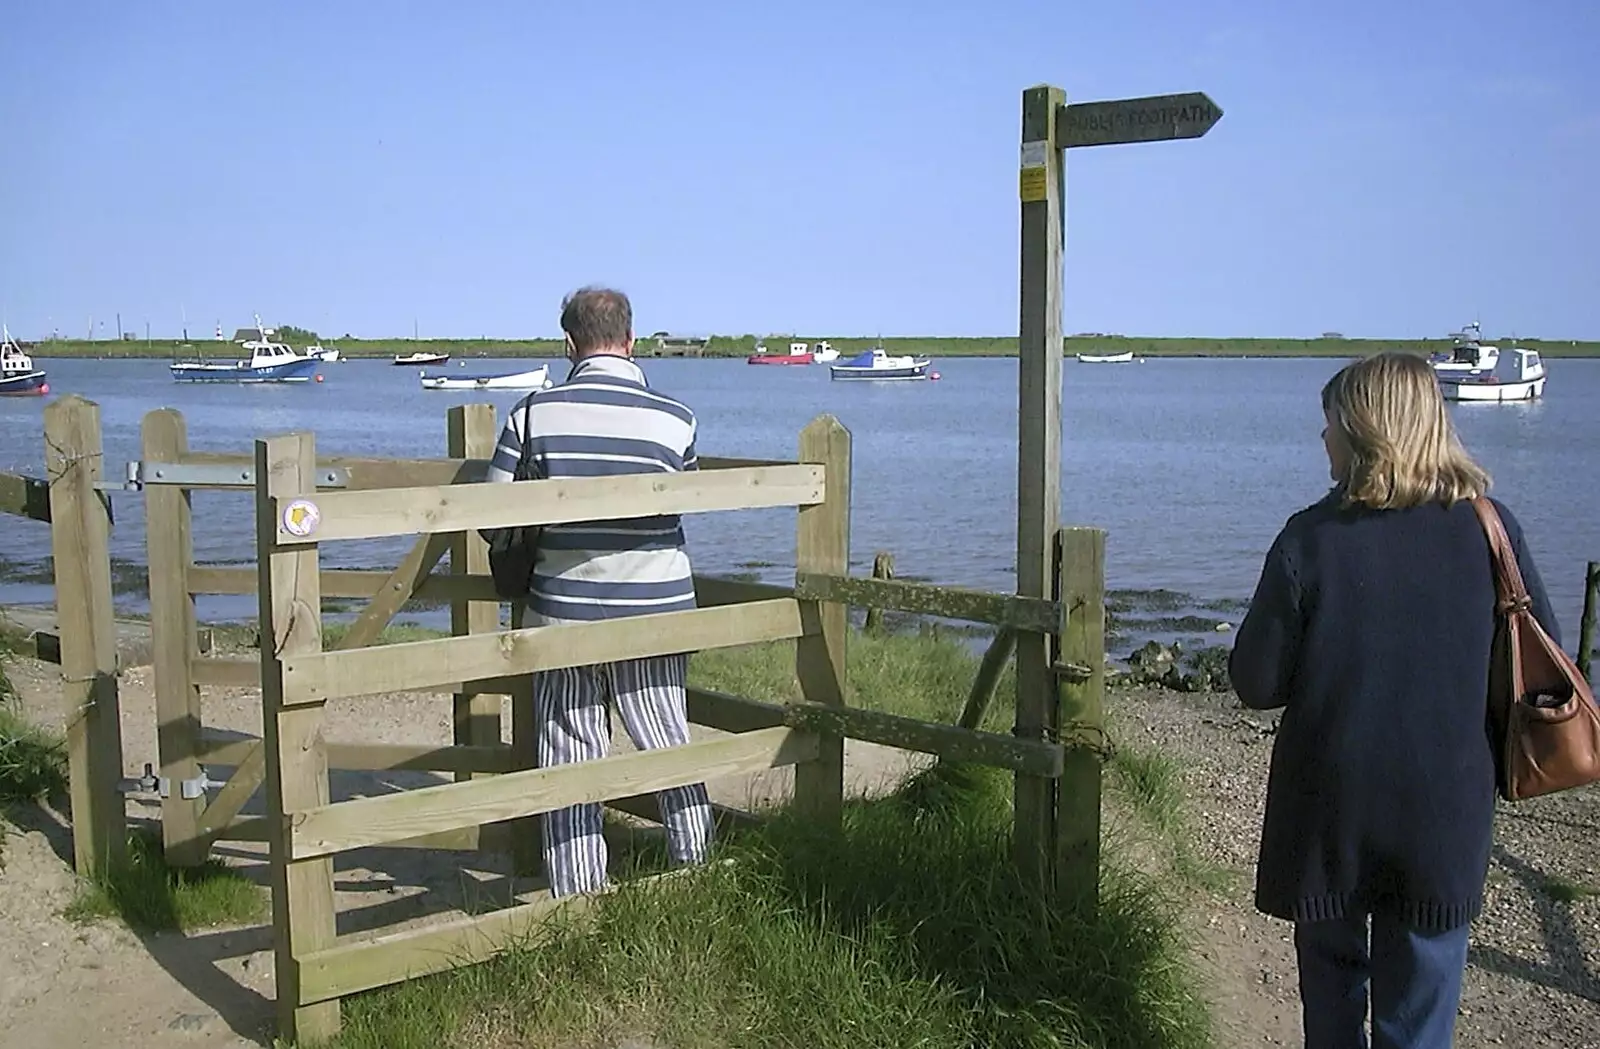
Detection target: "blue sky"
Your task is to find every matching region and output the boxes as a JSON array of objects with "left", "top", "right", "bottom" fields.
[{"left": 2, "top": 0, "right": 1595, "bottom": 340}]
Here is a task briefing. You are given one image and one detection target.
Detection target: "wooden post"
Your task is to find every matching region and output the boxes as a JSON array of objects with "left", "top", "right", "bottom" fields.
[
  {"left": 1013, "top": 83, "right": 1066, "bottom": 892},
  {"left": 863, "top": 551, "right": 894, "bottom": 633},
  {"left": 143, "top": 409, "right": 208, "bottom": 867},
  {"left": 1055, "top": 527, "right": 1106, "bottom": 902},
  {"left": 508, "top": 673, "right": 543, "bottom": 877},
  {"left": 43, "top": 395, "right": 127, "bottom": 875},
  {"left": 448, "top": 403, "right": 504, "bottom": 777},
  {"left": 1579, "top": 561, "right": 1599, "bottom": 684},
  {"left": 793, "top": 415, "right": 851, "bottom": 822},
  {"left": 256, "top": 432, "right": 339, "bottom": 1042}
]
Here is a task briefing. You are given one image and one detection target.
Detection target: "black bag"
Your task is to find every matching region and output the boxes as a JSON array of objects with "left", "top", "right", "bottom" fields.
[{"left": 483, "top": 399, "right": 541, "bottom": 600}]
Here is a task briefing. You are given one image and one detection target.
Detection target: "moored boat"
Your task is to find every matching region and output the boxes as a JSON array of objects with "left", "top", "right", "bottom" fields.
[
  {"left": 829, "top": 345, "right": 931, "bottom": 381},
  {"left": 1076, "top": 349, "right": 1135, "bottom": 363},
  {"left": 747, "top": 341, "right": 814, "bottom": 365},
  {"left": 420, "top": 365, "right": 552, "bottom": 391},
  {"left": 1438, "top": 346, "right": 1546, "bottom": 402},
  {"left": 170, "top": 317, "right": 321, "bottom": 383},
  {"left": 394, "top": 351, "right": 450, "bottom": 366},
  {"left": 307, "top": 344, "right": 341, "bottom": 362},
  {"left": 1430, "top": 322, "right": 1500, "bottom": 374},
  {"left": 0, "top": 326, "right": 48, "bottom": 396}
]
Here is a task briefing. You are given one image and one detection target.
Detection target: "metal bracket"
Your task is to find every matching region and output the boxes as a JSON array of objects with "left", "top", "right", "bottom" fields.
[
  {"left": 160, "top": 766, "right": 227, "bottom": 800},
  {"left": 113, "top": 460, "right": 350, "bottom": 491},
  {"left": 117, "top": 762, "right": 226, "bottom": 799}
]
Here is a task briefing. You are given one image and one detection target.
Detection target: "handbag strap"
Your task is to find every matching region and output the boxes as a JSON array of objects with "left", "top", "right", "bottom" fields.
[
  {"left": 514, "top": 398, "right": 536, "bottom": 481},
  {"left": 1469, "top": 497, "right": 1533, "bottom": 615}
]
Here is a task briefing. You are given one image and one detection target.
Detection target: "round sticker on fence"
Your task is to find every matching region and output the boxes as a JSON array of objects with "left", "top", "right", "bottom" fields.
[{"left": 282, "top": 499, "right": 321, "bottom": 537}]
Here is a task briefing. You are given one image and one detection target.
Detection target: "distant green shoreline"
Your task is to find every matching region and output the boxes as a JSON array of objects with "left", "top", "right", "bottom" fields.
[{"left": 25, "top": 334, "right": 1600, "bottom": 360}]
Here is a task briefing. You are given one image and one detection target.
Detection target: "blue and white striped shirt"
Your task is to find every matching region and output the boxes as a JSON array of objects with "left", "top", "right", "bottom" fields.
[{"left": 486, "top": 354, "right": 698, "bottom": 624}]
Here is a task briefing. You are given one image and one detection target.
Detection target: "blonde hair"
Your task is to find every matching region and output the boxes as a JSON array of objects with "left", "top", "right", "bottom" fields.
[{"left": 1320, "top": 352, "right": 1490, "bottom": 510}]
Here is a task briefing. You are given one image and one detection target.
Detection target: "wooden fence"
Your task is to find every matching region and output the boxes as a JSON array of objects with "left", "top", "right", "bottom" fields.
[{"left": 4, "top": 396, "right": 1100, "bottom": 1044}]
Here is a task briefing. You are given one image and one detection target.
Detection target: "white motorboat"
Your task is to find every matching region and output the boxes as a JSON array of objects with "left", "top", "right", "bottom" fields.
[
  {"left": 811, "top": 341, "right": 840, "bottom": 363},
  {"left": 1438, "top": 346, "right": 1546, "bottom": 402},
  {"left": 829, "top": 345, "right": 932, "bottom": 381},
  {"left": 394, "top": 351, "right": 450, "bottom": 366},
  {"left": 1076, "top": 350, "right": 1135, "bottom": 363},
  {"left": 306, "top": 344, "right": 341, "bottom": 362},
  {"left": 1430, "top": 322, "right": 1500, "bottom": 374},
  {"left": 420, "top": 365, "right": 552, "bottom": 391}
]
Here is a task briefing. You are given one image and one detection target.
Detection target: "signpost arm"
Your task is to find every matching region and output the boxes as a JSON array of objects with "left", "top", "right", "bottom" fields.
[{"left": 1013, "top": 83, "right": 1066, "bottom": 893}]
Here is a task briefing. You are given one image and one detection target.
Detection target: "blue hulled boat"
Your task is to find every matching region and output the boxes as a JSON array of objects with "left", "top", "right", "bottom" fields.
[
  {"left": 828, "top": 346, "right": 932, "bottom": 381},
  {"left": 1, "top": 327, "right": 48, "bottom": 396},
  {"left": 171, "top": 317, "right": 321, "bottom": 384}
]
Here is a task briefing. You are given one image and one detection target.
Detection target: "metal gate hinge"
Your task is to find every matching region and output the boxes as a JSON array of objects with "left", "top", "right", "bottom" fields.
[
  {"left": 115, "top": 461, "right": 350, "bottom": 491},
  {"left": 118, "top": 762, "right": 226, "bottom": 799}
]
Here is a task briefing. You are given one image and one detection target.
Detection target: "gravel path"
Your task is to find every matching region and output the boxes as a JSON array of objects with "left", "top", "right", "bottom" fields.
[{"left": 1111, "top": 684, "right": 1600, "bottom": 1049}]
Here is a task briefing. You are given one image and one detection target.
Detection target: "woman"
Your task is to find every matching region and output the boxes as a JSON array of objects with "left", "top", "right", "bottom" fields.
[{"left": 1229, "top": 352, "right": 1560, "bottom": 1049}]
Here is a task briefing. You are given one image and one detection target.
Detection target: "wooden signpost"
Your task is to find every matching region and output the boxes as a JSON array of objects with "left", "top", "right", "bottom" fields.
[
  {"left": 1013, "top": 84, "right": 1222, "bottom": 903},
  {"left": 1057, "top": 91, "right": 1223, "bottom": 149}
]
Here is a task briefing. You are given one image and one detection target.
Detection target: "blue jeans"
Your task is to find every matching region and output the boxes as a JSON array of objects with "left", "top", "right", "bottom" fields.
[{"left": 1295, "top": 912, "right": 1470, "bottom": 1049}]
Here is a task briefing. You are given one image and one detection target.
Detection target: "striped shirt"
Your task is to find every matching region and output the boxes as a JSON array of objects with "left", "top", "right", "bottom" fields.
[{"left": 486, "top": 354, "right": 698, "bottom": 624}]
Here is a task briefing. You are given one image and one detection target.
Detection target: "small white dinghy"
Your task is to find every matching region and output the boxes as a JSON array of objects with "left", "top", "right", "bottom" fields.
[
  {"left": 1076, "top": 350, "right": 1135, "bottom": 363},
  {"left": 419, "top": 365, "right": 553, "bottom": 391}
]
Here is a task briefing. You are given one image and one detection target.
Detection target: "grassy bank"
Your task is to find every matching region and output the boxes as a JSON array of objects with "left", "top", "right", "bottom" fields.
[
  {"left": 324, "top": 626, "right": 1210, "bottom": 1049},
  {"left": 329, "top": 765, "right": 1210, "bottom": 1049},
  {"left": 28, "top": 333, "right": 1600, "bottom": 360}
]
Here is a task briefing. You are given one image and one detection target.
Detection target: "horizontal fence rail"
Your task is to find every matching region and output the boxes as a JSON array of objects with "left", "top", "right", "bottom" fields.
[
  {"left": 295, "top": 889, "right": 607, "bottom": 1005},
  {"left": 0, "top": 471, "right": 52, "bottom": 522},
  {"left": 279, "top": 599, "right": 809, "bottom": 703},
  {"left": 169, "top": 452, "right": 789, "bottom": 491},
  {"left": 270, "top": 465, "right": 826, "bottom": 545},
  {"left": 288, "top": 726, "right": 819, "bottom": 860},
  {"left": 794, "top": 571, "right": 1060, "bottom": 632},
  {"left": 185, "top": 567, "right": 791, "bottom": 608}
]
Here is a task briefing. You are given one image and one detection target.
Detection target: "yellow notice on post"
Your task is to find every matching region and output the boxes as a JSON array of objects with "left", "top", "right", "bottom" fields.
[
  {"left": 1019, "top": 168, "right": 1047, "bottom": 203},
  {"left": 1019, "top": 140, "right": 1048, "bottom": 203}
]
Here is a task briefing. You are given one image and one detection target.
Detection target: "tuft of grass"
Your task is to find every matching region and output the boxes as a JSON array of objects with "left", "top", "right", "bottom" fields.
[
  {"left": 208, "top": 620, "right": 448, "bottom": 653},
  {"left": 1106, "top": 737, "right": 1237, "bottom": 896},
  {"left": 0, "top": 616, "right": 24, "bottom": 705},
  {"left": 320, "top": 621, "right": 446, "bottom": 648},
  {"left": 690, "top": 629, "right": 1015, "bottom": 732},
  {"left": 65, "top": 828, "right": 267, "bottom": 932},
  {"left": 326, "top": 763, "right": 1211, "bottom": 1049},
  {"left": 1540, "top": 874, "right": 1599, "bottom": 904},
  {"left": 0, "top": 705, "right": 68, "bottom": 803},
  {"left": 1109, "top": 743, "right": 1186, "bottom": 837}
]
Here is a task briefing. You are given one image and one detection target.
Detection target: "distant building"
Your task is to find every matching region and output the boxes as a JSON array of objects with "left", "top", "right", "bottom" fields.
[
  {"left": 1321, "top": 331, "right": 1346, "bottom": 339},
  {"left": 645, "top": 332, "right": 710, "bottom": 357}
]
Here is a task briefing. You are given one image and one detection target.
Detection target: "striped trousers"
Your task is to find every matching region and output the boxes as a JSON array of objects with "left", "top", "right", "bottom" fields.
[{"left": 535, "top": 653, "right": 714, "bottom": 897}]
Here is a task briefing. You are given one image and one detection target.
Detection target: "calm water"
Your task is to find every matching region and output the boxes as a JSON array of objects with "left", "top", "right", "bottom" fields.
[{"left": 2, "top": 355, "right": 1597, "bottom": 652}]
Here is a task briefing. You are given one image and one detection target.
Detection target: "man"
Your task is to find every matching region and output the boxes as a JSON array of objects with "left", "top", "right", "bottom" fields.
[{"left": 486, "top": 286, "right": 713, "bottom": 897}]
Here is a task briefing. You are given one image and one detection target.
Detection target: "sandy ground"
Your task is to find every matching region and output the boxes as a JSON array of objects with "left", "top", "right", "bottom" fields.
[{"left": 2, "top": 638, "right": 1598, "bottom": 1048}]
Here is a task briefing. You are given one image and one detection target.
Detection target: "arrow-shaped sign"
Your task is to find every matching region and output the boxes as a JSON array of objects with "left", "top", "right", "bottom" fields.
[{"left": 1056, "top": 91, "right": 1222, "bottom": 149}]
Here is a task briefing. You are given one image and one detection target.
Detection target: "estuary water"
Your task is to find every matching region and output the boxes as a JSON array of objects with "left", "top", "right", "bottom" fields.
[{"left": 2, "top": 354, "right": 1596, "bottom": 654}]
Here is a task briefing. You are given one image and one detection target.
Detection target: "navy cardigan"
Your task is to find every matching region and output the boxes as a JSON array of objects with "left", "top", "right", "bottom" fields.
[{"left": 1229, "top": 493, "right": 1560, "bottom": 930}]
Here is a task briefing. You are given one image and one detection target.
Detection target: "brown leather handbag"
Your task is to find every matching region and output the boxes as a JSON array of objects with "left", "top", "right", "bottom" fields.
[{"left": 1471, "top": 498, "right": 1600, "bottom": 802}]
